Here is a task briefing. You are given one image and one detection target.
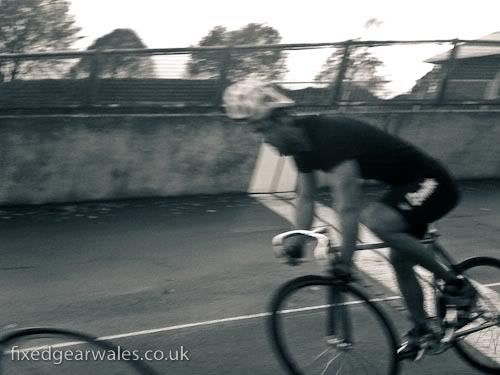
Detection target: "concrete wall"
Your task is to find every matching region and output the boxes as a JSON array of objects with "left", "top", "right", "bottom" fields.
[
  {"left": 0, "top": 115, "right": 260, "bottom": 205},
  {"left": 0, "top": 110, "right": 499, "bottom": 205}
]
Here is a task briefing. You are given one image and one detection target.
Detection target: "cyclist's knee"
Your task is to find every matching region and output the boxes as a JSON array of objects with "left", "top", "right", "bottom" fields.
[{"left": 362, "top": 202, "right": 407, "bottom": 238}]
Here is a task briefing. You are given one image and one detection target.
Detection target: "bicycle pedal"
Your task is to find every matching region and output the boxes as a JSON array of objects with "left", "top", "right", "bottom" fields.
[
  {"left": 414, "top": 348, "right": 426, "bottom": 362},
  {"left": 397, "top": 342, "right": 425, "bottom": 362},
  {"left": 411, "top": 341, "right": 447, "bottom": 361}
]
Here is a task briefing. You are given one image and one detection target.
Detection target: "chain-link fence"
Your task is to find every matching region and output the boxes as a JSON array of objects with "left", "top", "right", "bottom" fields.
[{"left": 1, "top": 38, "right": 500, "bottom": 113}]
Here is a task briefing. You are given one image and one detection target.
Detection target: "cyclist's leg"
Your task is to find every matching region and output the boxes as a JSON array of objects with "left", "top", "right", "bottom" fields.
[
  {"left": 389, "top": 249, "right": 428, "bottom": 327},
  {"left": 362, "top": 175, "right": 460, "bottom": 279},
  {"left": 361, "top": 201, "right": 456, "bottom": 283}
]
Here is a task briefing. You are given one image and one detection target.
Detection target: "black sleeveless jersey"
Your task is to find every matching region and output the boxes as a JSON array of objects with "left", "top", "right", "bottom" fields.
[{"left": 292, "top": 115, "right": 449, "bottom": 185}]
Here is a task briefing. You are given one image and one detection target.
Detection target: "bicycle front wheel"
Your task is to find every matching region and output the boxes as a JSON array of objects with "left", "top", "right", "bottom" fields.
[
  {"left": 452, "top": 256, "right": 500, "bottom": 374},
  {"left": 0, "top": 327, "right": 159, "bottom": 375},
  {"left": 268, "top": 275, "right": 400, "bottom": 375}
]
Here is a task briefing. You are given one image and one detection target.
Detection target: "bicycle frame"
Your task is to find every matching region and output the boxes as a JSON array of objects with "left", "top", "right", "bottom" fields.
[
  {"left": 271, "top": 228, "right": 500, "bottom": 373},
  {"left": 295, "top": 228, "right": 465, "bottom": 350},
  {"left": 327, "top": 231, "right": 440, "bottom": 348},
  {"left": 324, "top": 230, "right": 498, "bottom": 352}
]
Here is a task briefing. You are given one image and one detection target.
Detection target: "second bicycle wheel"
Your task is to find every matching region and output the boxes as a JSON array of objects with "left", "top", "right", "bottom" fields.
[
  {"left": 0, "top": 327, "right": 159, "bottom": 375},
  {"left": 452, "top": 256, "right": 500, "bottom": 374},
  {"left": 268, "top": 275, "right": 400, "bottom": 375}
]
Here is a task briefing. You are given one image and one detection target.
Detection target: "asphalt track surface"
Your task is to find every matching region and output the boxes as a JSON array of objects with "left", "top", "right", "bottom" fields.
[{"left": 0, "top": 180, "right": 499, "bottom": 374}]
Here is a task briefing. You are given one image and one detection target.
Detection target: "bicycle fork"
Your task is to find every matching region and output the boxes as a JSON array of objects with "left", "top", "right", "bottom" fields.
[{"left": 326, "top": 285, "right": 353, "bottom": 350}]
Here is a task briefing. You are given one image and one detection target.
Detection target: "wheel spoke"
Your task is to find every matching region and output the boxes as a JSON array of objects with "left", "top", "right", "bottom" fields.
[
  {"left": 453, "top": 257, "right": 500, "bottom": 373},
  {"left": 320, "top": 352, "right": 343, "bottom": 375},
  {"left": 303, "top": 347, "right": 334, "bottom": 371},
  {"left": 269, "top": 276, "right": 398, "bottom": 375}
]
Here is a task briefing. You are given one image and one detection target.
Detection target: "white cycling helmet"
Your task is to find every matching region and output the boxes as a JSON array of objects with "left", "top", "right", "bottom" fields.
[{"left": 223, "top": 78, "right": 295, "bottom": 121}]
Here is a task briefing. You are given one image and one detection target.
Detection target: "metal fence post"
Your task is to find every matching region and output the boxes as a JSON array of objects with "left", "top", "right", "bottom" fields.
[
  {"left": 215, "top": 47, "right": 232, "bottom": 108},
  {"left": 330, "top": 40, "right": 352, "bottom": 106},
  {"left": 86, "top": 50, "right": 102, "bottom": 107},
  {"left": 436, "top": 39, "right": 460, "bottom": 105}
]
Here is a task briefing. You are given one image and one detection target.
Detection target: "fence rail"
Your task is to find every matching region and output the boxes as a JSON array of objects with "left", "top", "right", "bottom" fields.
[{"left": 1, "top": 38, "right": 499, "bottom": 113}]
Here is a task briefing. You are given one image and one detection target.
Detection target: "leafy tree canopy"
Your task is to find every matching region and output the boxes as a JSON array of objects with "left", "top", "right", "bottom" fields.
[
  {"left": 316, "top": 18, "right": 387, "bottom": 97},
  {"left": 68, "top": 28, "right": 156, "bottom": 79},
  {"left": 409, "top": 65, "right": 442, "bottom": 99},
  {"left": 186, "top": 23, "right": 287, "bottom": 81},
  {"left": 0, "top": 0, "right": 80, "bottom": 53},
  {"left": 315, "top": 44, "right": 386, "bottom": 96},
  {"left": 0, "top": 0, "right": 81, "bottom": 81}
]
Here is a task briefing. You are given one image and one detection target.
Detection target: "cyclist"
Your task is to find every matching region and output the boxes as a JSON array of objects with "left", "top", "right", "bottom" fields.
[{"left": 223, "top": 78, "right": 477, "bottom": 357}]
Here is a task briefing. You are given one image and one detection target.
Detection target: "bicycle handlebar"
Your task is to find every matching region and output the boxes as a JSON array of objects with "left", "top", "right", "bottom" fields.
[
  {"left": 272, "top": 227, "right": 439, "bottom": 261},
  {"left": 271, "top": 228, "right": 331, "bottom": 260}
]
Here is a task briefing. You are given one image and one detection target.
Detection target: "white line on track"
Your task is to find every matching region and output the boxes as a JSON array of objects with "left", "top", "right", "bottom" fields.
[
  {"left": 5, "top": 295, "right": 403, "bottom": 353},
  {"left": 100, "top": 296, "right": 404, "bottom": 342},
  {"left": 6, "top": 282, "right": 500, "bottom": 353}
]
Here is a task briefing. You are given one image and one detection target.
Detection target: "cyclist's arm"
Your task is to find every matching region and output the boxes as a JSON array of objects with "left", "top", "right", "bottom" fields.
[
  {"left": 291, "top": 172, "right": 317, "bottom": 246},
  {"left": 328, "top": 160, "right": 362, "bottom": 266}
]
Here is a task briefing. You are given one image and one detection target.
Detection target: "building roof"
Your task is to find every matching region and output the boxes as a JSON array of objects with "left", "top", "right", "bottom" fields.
[{"left": 426, "top": 32, "right": 500, "bottom": 63}]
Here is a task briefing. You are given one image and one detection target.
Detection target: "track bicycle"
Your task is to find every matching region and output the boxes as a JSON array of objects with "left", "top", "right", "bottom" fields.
[
  {"left": 0, "top": 326, "right": 160, "bottom": 374},
  {"left": 268, "top": 228, "right": 500, "bottom": 375}
]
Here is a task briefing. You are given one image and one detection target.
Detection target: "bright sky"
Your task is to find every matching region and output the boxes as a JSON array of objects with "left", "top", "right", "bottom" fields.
[{"left": 69, "top": 0, "right": 500, "bottom": 95}]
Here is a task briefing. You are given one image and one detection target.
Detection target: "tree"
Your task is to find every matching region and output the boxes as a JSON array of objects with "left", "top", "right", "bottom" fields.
[
  {"left": 0, "top": 0, "right": 81, "bottom": 81},
  {"left": 315, "top": 18, "right": 387, "bottom": 98},
  {"left": 409, "top": 65, "right": 443, "bottom": 99},
  {"left": 315, "top": 44, "right": 386, "bottom": 97},
  {"left": 68, "top": 29, "right": 156, "bottom": 79},
  {"left": 186, "top": 23, "right": 287, "bottom": 81}
]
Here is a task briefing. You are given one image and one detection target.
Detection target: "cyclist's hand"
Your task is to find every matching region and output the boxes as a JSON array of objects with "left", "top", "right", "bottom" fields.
[{"left": 278, "top": 237, "right": 305, "bottom": 266}]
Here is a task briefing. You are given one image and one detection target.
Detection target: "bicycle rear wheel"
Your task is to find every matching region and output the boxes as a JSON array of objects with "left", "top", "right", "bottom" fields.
[
  {"left": 0, "top": 327, "right": 159, "bottom": 374},
  {"left": 452, "top": 257, "right": 500, "bottom": 374},
  {"left": 268, "top": 275, "right": 400, "bottom": 375}
]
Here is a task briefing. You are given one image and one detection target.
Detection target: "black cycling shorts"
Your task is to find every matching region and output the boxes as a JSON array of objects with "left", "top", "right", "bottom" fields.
[{"left": 380, "top": 174, "right": 460, "bottom": 239}]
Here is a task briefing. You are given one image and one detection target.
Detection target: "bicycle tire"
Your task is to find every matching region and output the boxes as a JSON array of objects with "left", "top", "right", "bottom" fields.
[
  {"left": 268, "top": 275, "right": 400, "bottom": 375},
  {"left": 452, "top": 256, "right": 500, "bottom": 374},
  {"left": 0, "top": 327, "right": 160, "bottom": 375}
]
